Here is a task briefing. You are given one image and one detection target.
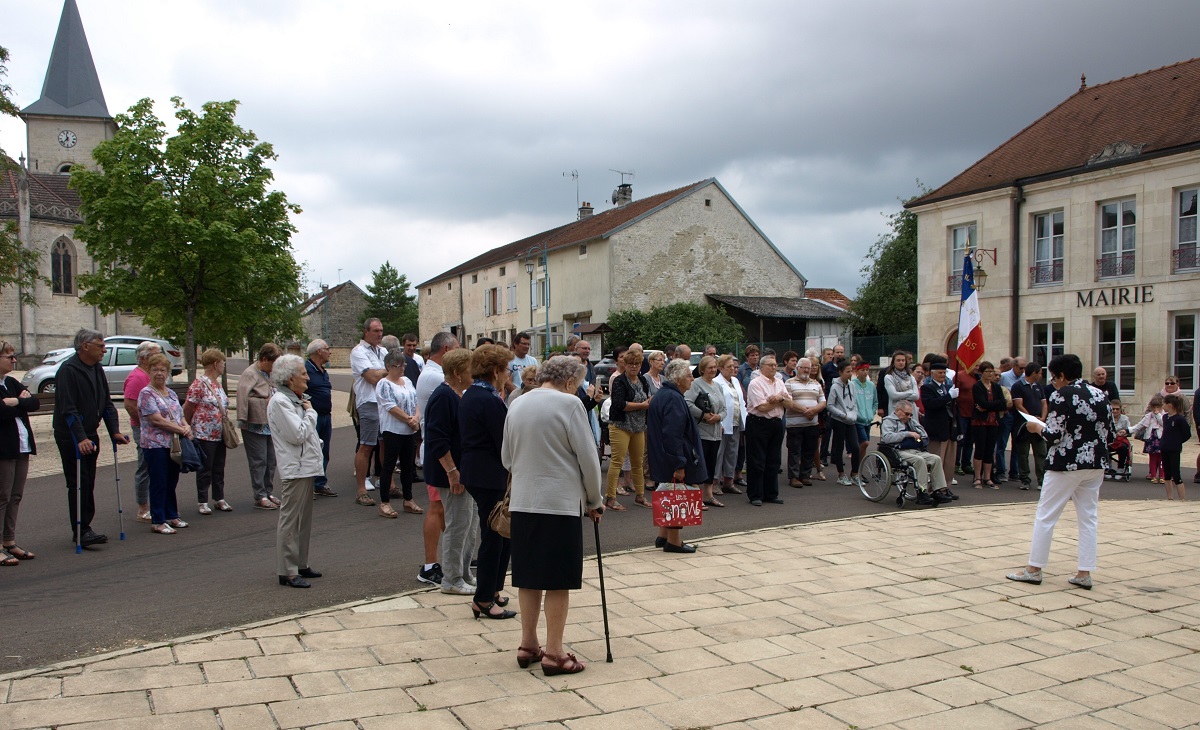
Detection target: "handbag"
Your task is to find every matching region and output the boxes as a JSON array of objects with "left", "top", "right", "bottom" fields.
[
  {"left": 488, "top": 476, "right": 512, "bottom": 538},
  {"left": 693, "top": 390, "right": 714, "bottom": 415},
  {"left": 207, "top": 377, "right": 240, "bottom": 449},
  {"left": 170, "top": 433, "right": 182, "bottom": 465},
  {"left": 652, "top": 481, "right": 703, "bottom": 528}
]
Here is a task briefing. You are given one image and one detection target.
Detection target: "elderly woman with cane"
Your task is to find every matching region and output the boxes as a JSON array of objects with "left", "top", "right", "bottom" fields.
[
  {"left": 267, "top": 354, "right": 324, "bottom": 588},
  {"left": 649, "top": 359, "right": 707, "bottom": 553},
  {"left": 1007, "top": 354, "right": 1115, "bottom": 590},
  {"left": 503, "top": 355, "right": 603, "bottom": 675}
]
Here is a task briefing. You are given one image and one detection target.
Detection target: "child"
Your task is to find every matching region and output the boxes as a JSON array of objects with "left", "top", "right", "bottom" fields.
[
  {"left": 1107, "top": 399, "right": 1132, "bottom": 479},
  {"left": 1161, "top": 394, "right": 1192, "bottom": 500},
  {"left": 1131, "top": 396, "right": 1165, "bottom": 483}
]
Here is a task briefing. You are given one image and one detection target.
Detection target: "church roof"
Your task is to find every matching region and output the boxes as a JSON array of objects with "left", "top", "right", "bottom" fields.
[
  {"left": 21, "top": 0, "right": 112, "bottom": 120},
  {"left": 909, "top": 57, "right": 1200, "bottom": 208},
  {"left": 0, "top": 158, "right": 84, "bottom": 224}
]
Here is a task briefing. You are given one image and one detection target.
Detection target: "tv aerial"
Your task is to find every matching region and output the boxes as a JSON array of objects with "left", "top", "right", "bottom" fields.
[{"left": 563, "top": 169, "right": 579, "bottom": 209}]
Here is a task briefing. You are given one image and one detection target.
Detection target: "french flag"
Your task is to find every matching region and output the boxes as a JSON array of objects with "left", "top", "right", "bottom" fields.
[{"left": 957, "top": 251, "right": 985, "bottom": 372}]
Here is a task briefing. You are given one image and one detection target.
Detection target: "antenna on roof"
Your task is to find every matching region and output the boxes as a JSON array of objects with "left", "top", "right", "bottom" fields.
[
  {"left": 608, "top": 168, "right": 635, "bottom": 185},
  {"left": 563, "top": 169, "right": 579, "bottom": 209},
  {"left": 1080, "top": 73, "right": 1087, "bottom": 91}
]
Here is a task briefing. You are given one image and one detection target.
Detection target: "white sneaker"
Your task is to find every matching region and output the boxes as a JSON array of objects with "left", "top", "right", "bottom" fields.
[
  {"left": 951, "top": 478, "right": 959, "bottom": 485},
  {"left": 440, "top": 581, "right": 477, "bottom": 595},
  {"left": 837, "top": 475, "right": 854, "bottom": 486},
  {"left": 365, "top": 477, "right": 377, "bottom": 491}
]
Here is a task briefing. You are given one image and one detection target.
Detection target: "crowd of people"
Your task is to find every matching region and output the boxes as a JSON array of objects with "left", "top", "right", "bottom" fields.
[{"left": 3, "top": 326, "right": 1198, "bottom": 666}]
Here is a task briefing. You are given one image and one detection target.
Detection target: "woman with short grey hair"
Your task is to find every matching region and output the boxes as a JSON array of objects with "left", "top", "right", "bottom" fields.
[
  {"left": 687, "top": 355, "right": 727, "bottom": 508},
  {"left": 267, "top": 353, "right": 323, "bottom": 588}
]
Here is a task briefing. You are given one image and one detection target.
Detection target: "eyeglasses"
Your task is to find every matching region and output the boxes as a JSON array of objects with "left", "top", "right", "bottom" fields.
[
  {"left": 1, "top": 354, "right": 17, "bottom": 360},
  {"left": 1165, "top": 380, "right": 1178, "bottom": 385}
]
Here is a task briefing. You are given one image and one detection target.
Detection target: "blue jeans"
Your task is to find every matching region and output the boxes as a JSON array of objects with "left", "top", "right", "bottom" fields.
[
  {"left": 144, "top": 447, "right": 180, "bottom": 524},
  {"left": 314, "top": 412, "right": 332, "bottom": 490}
]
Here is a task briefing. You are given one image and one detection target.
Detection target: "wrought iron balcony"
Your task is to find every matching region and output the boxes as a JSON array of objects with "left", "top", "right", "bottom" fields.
[
  {"left": 946, "top": 274, "right": 963, "bottom": 295},
  {"left": 1095, "top": 253, "right": 1135, "bottom": 279},
  {"left": 1173, "top": 247, "right": 1199, "bottom": 273},
  {"left": 1029, "top": 261, "right": 1064, "bottom": 286}
]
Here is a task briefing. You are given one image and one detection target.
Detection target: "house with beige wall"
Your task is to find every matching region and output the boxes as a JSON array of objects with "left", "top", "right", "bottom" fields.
[
  {"left": 417, "top": 178, "right": 843, "bottom": 355},
  {"left": 908, "top": 58, "right": 1200, "bottom": 410}
]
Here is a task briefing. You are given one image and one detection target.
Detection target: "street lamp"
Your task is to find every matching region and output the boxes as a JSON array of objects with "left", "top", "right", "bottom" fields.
[
  {"left": 968, "top": 247, "right": 998, "bottom": 290},
  {"left": 524, "top": 244, "right": 550, "bottom": 360}
]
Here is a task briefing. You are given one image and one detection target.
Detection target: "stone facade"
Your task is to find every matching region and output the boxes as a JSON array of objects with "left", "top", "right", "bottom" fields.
[
  {"left": 25, "top": 114, "right": 117, "bottom": 176},
  {"left": 298, "top": 281, "right": 368, "bottom": 367}
]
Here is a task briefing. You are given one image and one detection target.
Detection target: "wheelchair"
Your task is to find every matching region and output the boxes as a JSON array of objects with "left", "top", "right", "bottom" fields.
[
  {"left": 858, "top": 443, "right": 933, "bottom": 508},
  {"left": 1105, "top": 438, "right": 1132, "bottom": 482}
]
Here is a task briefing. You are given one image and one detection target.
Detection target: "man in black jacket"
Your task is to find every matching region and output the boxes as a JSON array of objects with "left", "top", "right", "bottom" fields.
[{"left": 53, "top": 329, "right": 131, "bottom": 546}]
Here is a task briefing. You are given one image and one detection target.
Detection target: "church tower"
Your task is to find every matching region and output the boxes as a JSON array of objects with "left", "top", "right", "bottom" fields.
[{"left": 20, "top": 0, "right": 117, "bottom": 175}]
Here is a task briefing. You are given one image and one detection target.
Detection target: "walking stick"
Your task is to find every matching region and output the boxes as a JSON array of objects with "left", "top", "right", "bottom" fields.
[
  {"left": 593, "top": 518, "right": 614, "bottom": 663},
  {"left": 68, "top": 416, "right": 82, "bottom": 554},
  {"left": 113, "top": 441, "right": 125, "bottom": 540}
]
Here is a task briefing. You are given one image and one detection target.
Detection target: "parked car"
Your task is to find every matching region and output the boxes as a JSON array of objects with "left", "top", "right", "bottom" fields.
[
  {"left": 22, "top": 343, "right": 145, "bottom": 395},
  {"left": 43, "top": 336, "right": 184, "bottom": 376},
  {"left": 594, "top": 356, "right": 617, "bottom": 393}
]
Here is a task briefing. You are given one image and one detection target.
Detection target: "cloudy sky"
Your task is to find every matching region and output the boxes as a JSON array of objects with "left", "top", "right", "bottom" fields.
[{"left": 4, "top": 0, "right": 1200, "bottom": 301}]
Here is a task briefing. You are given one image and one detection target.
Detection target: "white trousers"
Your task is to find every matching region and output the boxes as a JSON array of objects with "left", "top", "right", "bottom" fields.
[{"left": 1027, "top": 468, "right": 1102, "bottom": 572}]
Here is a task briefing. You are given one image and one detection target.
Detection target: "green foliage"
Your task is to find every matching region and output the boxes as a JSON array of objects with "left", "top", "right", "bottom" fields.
[
  {"left": 849, "top": 186, "right": 928, "bottom": 336},
  {"left": 363, "top": 261, "right": 418, "bottom": 337},
  {"left": 606, "top": 302, "right": 743, "bottom": 351},
  {"left": 0, "top": 46, "right": 48, "bottom": 305},
  {"left": 0, "top": 45, "right": 19, "bottom": 119},
  {"left": 72, "top": 97, "right": 302, "bottom": 377}
]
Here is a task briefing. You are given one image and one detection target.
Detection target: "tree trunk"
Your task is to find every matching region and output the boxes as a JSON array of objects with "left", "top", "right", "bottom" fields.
[{"left": 185, "top": 305, "right": 197, "bottom": 382}]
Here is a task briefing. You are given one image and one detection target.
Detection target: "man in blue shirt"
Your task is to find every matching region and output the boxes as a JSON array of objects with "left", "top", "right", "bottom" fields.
[{"left": 305, "top": 340, "right": 337, "bottom": 497}]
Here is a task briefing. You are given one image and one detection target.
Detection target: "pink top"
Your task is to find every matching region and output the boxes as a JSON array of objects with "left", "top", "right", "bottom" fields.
[
  {"left": 746, "top": 372, "right": 788, "bottom": 420},
  {"left": 123, "top": 368, "right": 151, "bottom": 426}
]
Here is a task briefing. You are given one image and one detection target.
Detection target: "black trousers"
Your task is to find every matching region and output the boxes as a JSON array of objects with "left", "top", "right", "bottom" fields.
[
  {"left": 788, "top": 425, "right": 819, "bottom": 478},
  {"left": 467, "top": 486, "right": 511, "bottom": 605},
  {"left": 379, "top": 431, "right": 416, "bottom": 502},
  {"left": 700, "top": 438, "right": 720, "bottom": 485},
  {"left": 195, "top": 438, "right": 227, "bottom": 503},
  {"left": 829, "top": 420, "right": 861, "bottom": 474},
  {"left": 745, "top": 415, "right": 783, "bottom": 501},
  {"left": 57, "top": 434, "right": 99, "bottom": 537}
]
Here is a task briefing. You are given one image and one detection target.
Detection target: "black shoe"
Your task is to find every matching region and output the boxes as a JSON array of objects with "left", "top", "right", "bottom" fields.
[
  {"left": 916, "top": 492, "right": 935, "bottom": 506},
  {"left": 933, "top": 491, "right": 954, "bottom": 504},
  {"left": 766, "top": 498, "right": 784, "bottom": 504},
  {"left": 279, "top": 575, "right": 311, "bottom": 588},
  {"left": 1019, "top": 481, "right": 1031, "bottom": 491},
  {"left": 313, "top": 487, "right": 338, "bottom": 497},
  {"left": 750, "top": 499, "right": 763, "bottom": 506},
  {"left": 654, "top": 536, "right": 667, "bottom": 548},
  {"left": 298, "top": 567, "right": 322, "bottom": 578},
  {"left": 663, "top": 542, "right": 697, "bottom": 553},
  {"left": 79, "top": 529, "right": 107, "bottom": 547},
  {"left": 417, "top": 563, "right": 443, "bottom": 586}
]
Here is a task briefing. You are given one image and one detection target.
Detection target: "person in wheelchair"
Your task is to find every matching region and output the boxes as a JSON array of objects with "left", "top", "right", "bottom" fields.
[
  {"left": 1105, "top": 399, "right": 1132, "bottom": 481},
  {"left": 879, "top": 402, "right": 953, "bottom": 505}
]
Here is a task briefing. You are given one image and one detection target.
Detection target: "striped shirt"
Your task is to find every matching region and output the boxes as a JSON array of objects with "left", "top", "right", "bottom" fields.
[{"left": 785, "top": 378, "right": 824, "bottom": 427}]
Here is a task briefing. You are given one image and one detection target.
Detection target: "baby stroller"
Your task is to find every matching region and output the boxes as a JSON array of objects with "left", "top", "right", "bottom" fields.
[{"left": 1105, "top": 434, "right": 1132, "bottom": 481}]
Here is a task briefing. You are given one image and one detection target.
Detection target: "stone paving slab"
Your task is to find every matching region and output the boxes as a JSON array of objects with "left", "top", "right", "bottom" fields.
[{"left": 1, "top": 500, "right": 1199, "bottom": 729}]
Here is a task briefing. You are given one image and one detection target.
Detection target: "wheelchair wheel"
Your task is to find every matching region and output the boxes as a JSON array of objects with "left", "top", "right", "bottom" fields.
[{"left": 859, "top": 451, "right": 891, "bottom": 502}]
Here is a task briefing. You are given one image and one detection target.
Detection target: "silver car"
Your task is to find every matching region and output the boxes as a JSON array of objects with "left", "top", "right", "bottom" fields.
[
  {"left": 43, "top": 336, "right": 184, "bottom": 377},
  {"left": 21, "top": 343, "right": 144, "bottom": 395}
]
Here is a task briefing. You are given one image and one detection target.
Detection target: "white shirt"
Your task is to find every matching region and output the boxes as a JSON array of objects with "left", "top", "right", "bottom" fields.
[
  {"left": 376, "top": 377, "right": 418, "bottom": 435},
  {"left": 508, "top": 354, "right": 538, "bottom": 386},
  {"left": 717, "top": 373, "right": 747, "bottom": 434},
  {"left": 415, "top": 358, "right": 445, "bottom": 430},
  {"left": 350, "top": 340, "right": 385, "bottom": 404}
]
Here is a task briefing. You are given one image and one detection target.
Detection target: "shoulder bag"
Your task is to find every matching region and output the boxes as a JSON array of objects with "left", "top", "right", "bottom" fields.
[
  {"left": 488, "top": 475, "right": 512, "bottom": 539},
  {"left": 207, "top": 377, "right": 240, "bottom": 450}
]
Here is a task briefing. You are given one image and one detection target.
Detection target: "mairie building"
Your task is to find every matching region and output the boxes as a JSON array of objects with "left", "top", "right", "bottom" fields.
[{"left": 909, "top": 57, "right": 1200, "bottom": 410}]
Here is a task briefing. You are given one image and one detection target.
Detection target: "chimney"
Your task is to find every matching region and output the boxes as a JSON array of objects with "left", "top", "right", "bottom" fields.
[
  {"left": 612, "top": 183, "right": 632, "bottom": 207},
  {"left": 577, "top": 201, "right": 593, "bottom": 220}
]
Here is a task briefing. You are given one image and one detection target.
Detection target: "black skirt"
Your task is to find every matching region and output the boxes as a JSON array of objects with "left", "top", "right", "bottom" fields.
[{"left": 510, "top": 511, "right": 584, "bottom": 590}]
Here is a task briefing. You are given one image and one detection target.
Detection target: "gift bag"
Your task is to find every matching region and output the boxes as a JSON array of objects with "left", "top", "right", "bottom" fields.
[{"left": 652, "top": 483, "right": 704, "bottom": 527}]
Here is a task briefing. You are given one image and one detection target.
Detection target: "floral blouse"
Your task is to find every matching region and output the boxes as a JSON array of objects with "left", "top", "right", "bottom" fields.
[
  {"left": 138, "top": 387, "right": 184, "bottom": 449},
  {"left": 1043, "top": 379, "right": 1116, "bottom": 471},
  {"left": 186, "top": 374, "right": 228, "bottom": 442}
]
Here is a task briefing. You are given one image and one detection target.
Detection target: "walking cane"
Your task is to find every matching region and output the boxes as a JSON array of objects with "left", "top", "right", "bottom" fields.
[
  {"left": 113, "top": 442, "right": 125, "bottom": 540},
  {"left": 593, "top": 518, "right": 614, "bottom": 663},
  {"left": 68, "top": 416, "right": 82, "bottom": 554}
]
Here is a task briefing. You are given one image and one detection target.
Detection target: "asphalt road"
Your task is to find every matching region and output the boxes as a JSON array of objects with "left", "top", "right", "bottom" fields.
[{"left": 1, "top": 419, "right": 1189, "bottom": 671}]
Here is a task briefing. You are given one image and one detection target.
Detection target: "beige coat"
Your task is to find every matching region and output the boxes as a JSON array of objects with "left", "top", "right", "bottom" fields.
[{"left": 237, "top": 363, "right": 272, "bottom": 426}]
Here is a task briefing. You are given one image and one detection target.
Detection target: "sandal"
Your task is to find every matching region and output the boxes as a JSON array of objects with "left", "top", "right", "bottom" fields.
[
  {"left": 379, "top": 504, "right": 398, "bottom": 518},
  {"left": 973, "top": 480, "right": 984, "bottom": 489},
  {"left": 0, "top": 550, "right": 18, "bottom": 567},
  {"left": 402, "top": 500, "right": 424, "bottom": 514},
  {"left": 633, "top": 496, "right": 651, "bottom": 509},
  {"left": 152, "top": 524, "right": 177, "bottom": 535},
  {"left": 198, "top": 503, "right": 213, "bottom": 515},
  {"left": 355, "top": 493, "right": 376, "bottom": 507},
  {"left": 168, "top": 518, "right": 189, "bottom": 528},
  {"left": 541, "top": 652, "right": 586, "bottom": 676},
  {"left": 703, "top": 499, "right": 725, "bottom": 508},
  {"left": 616, "top": 486, "right": 632, "bottom": 496},
  {"left": 268, "top": 495, "right": 281, "bottom": 506},
  {"left": 516, "top": 645, "right": 544, "bottom": 669},
  {"left": 215, "top": 500, "right": 233, "bottom": 512},
  {"left": 604, "top": 498, "right": 626, "bottom": 512},
  {"left": 4, "top": 545, "right": 35, "bottom": 560},
  {"left": 254, "top": 498, "right": 278, "bottom": 510},
  {"left": 722, "top": 482, "right": 743, "bottom": 494},
  {"left": 813, "top": 472, "right": 826, "bottom": 482}
]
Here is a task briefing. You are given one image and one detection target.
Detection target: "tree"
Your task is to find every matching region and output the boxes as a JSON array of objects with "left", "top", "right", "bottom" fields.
[
  {"left": 72, "top": 97, "right": 302, "bottom": 378},
  {"left": 849, "top": 187, "right": 928, "bottom": 336},
  {"left": 1, "top": 45, "right": 48, "bottom": 306},
  {"left": 363, "top": 261, "right": 418, "bottom": 337},
  {"left": 607, "top": 302, "right": 743, "bottom": 351}
]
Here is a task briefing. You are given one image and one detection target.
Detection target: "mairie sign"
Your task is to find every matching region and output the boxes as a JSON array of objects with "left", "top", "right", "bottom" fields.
[{"left": 1075, "top": 285, "right": 1153, "bottom": 308}]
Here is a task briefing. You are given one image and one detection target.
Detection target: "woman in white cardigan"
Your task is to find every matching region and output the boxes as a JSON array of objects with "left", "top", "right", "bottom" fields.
[
  {"left": 714, "top": 354, "right": 747, "bottom": 495},
  {"left": 267, "top": 355, "right": 325, "bottom": 589}
]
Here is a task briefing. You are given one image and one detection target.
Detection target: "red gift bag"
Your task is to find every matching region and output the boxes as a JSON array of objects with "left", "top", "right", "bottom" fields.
[{"left": 652, "top": 483, "right": 704, "bottom": 527}]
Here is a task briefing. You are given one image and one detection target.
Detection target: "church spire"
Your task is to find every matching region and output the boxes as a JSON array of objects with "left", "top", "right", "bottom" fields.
[{"left": 21, "top": 0, "right": 111, "bottom": 119}]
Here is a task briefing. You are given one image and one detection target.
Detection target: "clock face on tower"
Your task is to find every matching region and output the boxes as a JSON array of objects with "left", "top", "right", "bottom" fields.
[{"left": 58, "top": 130, "right": 77, "bottom": 148}]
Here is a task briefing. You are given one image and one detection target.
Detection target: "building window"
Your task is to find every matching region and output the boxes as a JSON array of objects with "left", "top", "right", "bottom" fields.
[
  {"left": 579, "top": 244, "right": 587, "bottom": 257},
  {"left": 530, "top": 278, "right": 549, "bottom": 309},
  {"left": 1097, "top": 316, "right": 1136, "bottom": 392},
  {"left": 1172, "top": 313, "right": 1197, "bottom": 390},
  {"left": 447, "top": 282, "right": 452, "bottom": 290},
  {"left": 484, "top": 287, "right": 500, "bottom": 316},
  {"left": 506, "top": 283, "right": 517, "bottom": 312},
  {"left": 1030, "top": 211, "right": 1064, "bottom": 285},
  {"left": 947, "top": 223, "right": 976, "bottom": 294},
  {"left": 705, "top": 198, "right": 712, "bottom": 208},
  {"left": 1175, "top": 188, "right": 1199, "bottom": 272},
  {"left": 57, "top": 163, "right": 72, "bottom": 175},
  {"left": 1030, "top": 321, "right": 1064, "bottom": 367},
  {"left": 51, "top": 238, "right": 75, "bottom": 295},
  {"left": 471, "top": 274, "right": 478, "bottom": 284},
  {"left": 426, "top": 288, "right": 432, "bottom": 296},
  {"left": 1097, "top": 199, "right": 1136, "bottom": 279},
  {"left": 499, "top": 266, "right": 506, "bottom": 276}
]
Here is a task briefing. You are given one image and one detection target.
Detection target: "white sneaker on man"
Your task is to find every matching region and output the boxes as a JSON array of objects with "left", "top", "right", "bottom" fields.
[{"left": 440, "top": 581, "right": 477, "bottom": 595}]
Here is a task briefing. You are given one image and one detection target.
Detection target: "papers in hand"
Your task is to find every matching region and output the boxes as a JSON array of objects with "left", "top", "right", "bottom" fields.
[{"left": 1018, "top": 411, "right": 1047, "bottom": 430}]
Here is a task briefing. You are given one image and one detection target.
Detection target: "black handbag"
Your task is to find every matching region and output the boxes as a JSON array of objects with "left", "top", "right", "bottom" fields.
[{"left": 693, "top": 391, "right": 714, "bottom": 415}]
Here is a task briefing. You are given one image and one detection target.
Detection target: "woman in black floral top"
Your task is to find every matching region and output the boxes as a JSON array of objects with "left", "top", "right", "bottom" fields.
[{"left": 1007, "top": 354, "right": 1114, "bottom": 591}]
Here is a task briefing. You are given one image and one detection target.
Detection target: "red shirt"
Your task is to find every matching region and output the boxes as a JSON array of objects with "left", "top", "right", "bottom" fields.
[{"left": 954, "top": 371, "right": 977, "bottom": 419}]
